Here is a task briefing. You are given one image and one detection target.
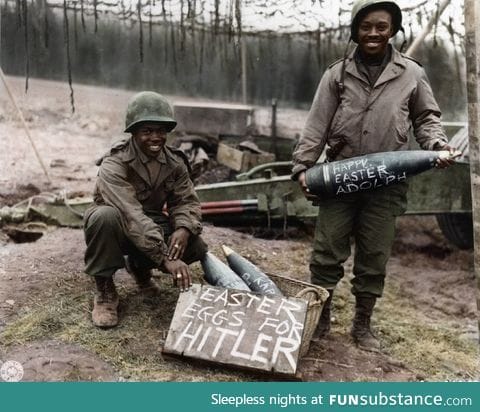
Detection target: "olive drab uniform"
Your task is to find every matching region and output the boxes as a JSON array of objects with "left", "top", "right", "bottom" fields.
[
  {"left": 292, "top": 47, "right": 447, "bottom": 176},
  {"left": 84, "top": 91, "right": 208, "bottom": 329},
  {"left": 293, "top": 46, "right": 448, "bottom": 298},
  {"left": 84, "top": 137, "right": 207, "bottom": 278},
  {"left": 292, "top": 0, "right": 450, "bottom": 349}
]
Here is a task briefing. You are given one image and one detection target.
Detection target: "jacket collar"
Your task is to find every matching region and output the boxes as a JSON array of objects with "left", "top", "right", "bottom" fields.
[
  {"left": 122, "top": 137, "right": 168, "bottom": 187},
  {"left": 123, "top": 137, "right": 167, "bottom": 164},
  {"left": 345, "top": 45, "right": 406, "bottom": 87}
]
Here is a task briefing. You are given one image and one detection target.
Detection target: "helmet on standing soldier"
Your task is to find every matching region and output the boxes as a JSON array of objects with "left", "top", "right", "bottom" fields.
[{"left": 350, "top": 0, "right": 403, "bottom": 43}]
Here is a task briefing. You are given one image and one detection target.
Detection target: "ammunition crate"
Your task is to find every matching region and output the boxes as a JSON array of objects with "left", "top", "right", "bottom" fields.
[
  {"left": 216, "top": 143, "right": 275, "bottom": 172},
  {"left": 268, "top": 273, "right": 329, "bottom": 357}
]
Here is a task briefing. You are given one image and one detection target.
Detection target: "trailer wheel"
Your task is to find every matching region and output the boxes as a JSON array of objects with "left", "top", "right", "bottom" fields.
[{"left": 436, "top": 213, "right": 474, "bottom": 250}]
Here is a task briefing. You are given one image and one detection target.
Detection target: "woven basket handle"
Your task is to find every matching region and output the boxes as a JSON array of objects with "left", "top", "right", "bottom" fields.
[{"left": 295, "top": 286, "right": 322, "bottom": 302}]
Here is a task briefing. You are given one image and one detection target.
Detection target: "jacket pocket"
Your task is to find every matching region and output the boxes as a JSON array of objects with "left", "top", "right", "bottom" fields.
[
  {"left": 395, "top": 113, "right": 410, "bottom": 144},
  {"left": 328, "top": 105, "right": 344, "bottom": 138},
  {"left": 163, "top": 177, "right": 176, "bottom": 192},
  {"left": 388, "top": 182, "right": 409, "bottom": 216},
  {"left": 134, "top": 181, "right": 151, "bottom": 202}
]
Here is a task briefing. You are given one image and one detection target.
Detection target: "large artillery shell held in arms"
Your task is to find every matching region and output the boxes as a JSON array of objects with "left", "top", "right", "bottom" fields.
[
  {"left": 222, "top": 245, "right": 283, "bottom": 296},
  {"left": 305, "top": 150, "right": 456, "bottom": 198}
]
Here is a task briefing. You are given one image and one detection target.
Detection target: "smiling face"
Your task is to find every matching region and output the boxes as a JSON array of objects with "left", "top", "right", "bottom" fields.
[
  {"left": 132, "top": 122, "right": 169, "bottom": 157},
  {"left": 357, "top": 9, "right": 393, "bottom": 58}
]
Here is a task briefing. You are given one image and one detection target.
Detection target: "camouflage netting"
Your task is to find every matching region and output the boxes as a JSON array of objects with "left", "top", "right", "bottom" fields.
[{"left": 0, "top": 0, "right": 467, "bottom": 116}]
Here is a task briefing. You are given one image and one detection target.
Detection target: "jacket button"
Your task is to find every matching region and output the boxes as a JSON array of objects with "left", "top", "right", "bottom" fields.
[{"left": 363, "top": 130, "right": 368, "bottom": 135}]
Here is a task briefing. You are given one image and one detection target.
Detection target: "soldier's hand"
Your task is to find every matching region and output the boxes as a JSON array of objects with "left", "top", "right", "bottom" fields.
[
  {"left": 163, "top": 258, "right": 191, "bottom": 291},
  {"left": 168, "top": 227, "right": 190, "bottom": 261},
  {"left": 297, "top": 171, "right": 319, "bottom": 201},
  {"left": 435, "top": 144, "right": 457, "bottom": 169}
]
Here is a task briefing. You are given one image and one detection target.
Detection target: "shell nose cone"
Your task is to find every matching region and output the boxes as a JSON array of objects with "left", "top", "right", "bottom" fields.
[
  {"left": 437, "top": 150, "right": 462, "bottom": 160},
  {"left": 221, "top": 245, "right": 234, "bottom": 257}
]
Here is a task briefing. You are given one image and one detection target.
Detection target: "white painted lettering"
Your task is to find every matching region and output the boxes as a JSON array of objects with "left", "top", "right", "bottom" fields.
[
  {"left": 196, "top": 326, "right": 212, "bottom": 352},
  {"left": 200, "top": 288, "right": 216, "bottom": 302},
  {"left": 173, "top": 321, "right": 203, "bottom": 351},
  {"left": 181, "top": 302, "right": 201, "bottom": 319},
  {"left": 250, "top": 333, "right": 273, "bottom": 365},
  {"left": 272, "top": 337, "right": 300, "bottom": 371},
  {"left": 257, "top": 296, "right": 275, "bottom": 315},
  {"left": 230, "top": 329, "right": 251, "bottom": 360},
  {"left": 212, "top": 309, "right": 228, "bottom": 326},
  {"left": 229, "top": 293, "right": 243, "bottom": 306},
  {"left": 244, "top": 293, "right": 261, "bottom": 308},
  {"left": 259, "top": 317, "right": 279, "bottom": 331},
  {"left": 228, "top": 311, "right": 245, "bottom": 327},
  {"left": 214, "top": 289, "right": 229, "bottom": 306},
  {"left": 212, "top": 327, "right": 239, "bottom": 357},
  {"left": 359, "top": 181, "right": 372, "bottom": 190}
]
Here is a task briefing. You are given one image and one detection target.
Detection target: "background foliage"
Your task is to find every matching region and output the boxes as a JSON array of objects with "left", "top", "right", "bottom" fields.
[{"left": 0, "top": 0, "right": 467, "bottom": 117}]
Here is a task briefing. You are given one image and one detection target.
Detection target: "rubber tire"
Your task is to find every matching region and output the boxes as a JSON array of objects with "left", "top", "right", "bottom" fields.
[{"left": 436, "top": 213, "right": 474, "bottom": 250}]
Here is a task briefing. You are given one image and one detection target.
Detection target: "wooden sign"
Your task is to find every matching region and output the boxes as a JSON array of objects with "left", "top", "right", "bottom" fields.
[{"left": 163, "top": 284, "right": 308, "bottom": 375}]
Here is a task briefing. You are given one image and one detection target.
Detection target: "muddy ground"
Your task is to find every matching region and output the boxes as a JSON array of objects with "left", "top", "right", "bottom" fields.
[{"left": 0, "top": 77, "right": 478, "bottom": 382}]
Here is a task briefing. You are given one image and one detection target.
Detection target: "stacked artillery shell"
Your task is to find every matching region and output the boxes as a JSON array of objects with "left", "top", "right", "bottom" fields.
[
  {"left": 306, "top": 150, "right": 456, "bottom": 198},
  {"left": 200, "top": 252, "right": 250, "bottom": 291},
  {"left": 222, "top": 245, "right": 283, "bottom": 296}
]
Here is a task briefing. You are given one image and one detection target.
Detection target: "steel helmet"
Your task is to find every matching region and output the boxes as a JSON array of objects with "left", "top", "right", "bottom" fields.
[
  {"left": 124, "top": 91, "right": 177, "bottom": 133},
  {"left": 350, "top": 0, "right": 402, "bottom": 43}
]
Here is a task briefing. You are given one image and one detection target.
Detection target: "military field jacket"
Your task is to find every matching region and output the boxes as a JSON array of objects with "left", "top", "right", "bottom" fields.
[
  {"left": 292, "top": 46, "right": 448, "bottom": 177},
  {"left": 89, "top": 138, "right": 202, "bottom": 266}
]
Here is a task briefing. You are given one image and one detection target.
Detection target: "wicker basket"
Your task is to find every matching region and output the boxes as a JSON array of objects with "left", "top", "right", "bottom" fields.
[{"left": 268, "top": 273, "right": 329, "bottom": 357}]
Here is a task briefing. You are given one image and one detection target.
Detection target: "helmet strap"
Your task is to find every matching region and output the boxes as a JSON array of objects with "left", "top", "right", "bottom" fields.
[
  {"left": 338, "top": 38, "right": 352, "bottom": 103},
  {"left": 398, "top": 26, "right": 407, "bottom": 52}
]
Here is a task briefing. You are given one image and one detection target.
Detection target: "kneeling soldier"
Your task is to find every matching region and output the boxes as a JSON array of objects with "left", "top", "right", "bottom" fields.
[{"left": 84, "top": 91, "right": 207, "bottom": 328}]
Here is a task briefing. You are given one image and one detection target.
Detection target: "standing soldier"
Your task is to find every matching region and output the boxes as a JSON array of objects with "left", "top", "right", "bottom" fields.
[
  {"left": 292, "top": 0, "right": 455, "bottom": 351},
  {"left": 84, "top": 91, "right": 207, "bottom": 328}
]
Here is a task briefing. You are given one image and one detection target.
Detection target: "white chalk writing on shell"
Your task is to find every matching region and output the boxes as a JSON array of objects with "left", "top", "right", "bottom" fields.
[
  {"left": 163, "top": 284, "right": 308, "bottom": 375},
  {"left": 241, "top": 271, "right": 278, "bottom": 294},
  {"left": 331, "top": 161, "right": 407, "bottom": 195}
]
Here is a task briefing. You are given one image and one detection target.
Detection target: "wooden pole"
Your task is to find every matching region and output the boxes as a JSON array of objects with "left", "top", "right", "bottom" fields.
[
  {"left": 241, "top": 37, "right": 247, "bottom": 104},
  {"left": 405, "top": 0, "right": 451, "bottom": 57},
  {"left": 0, "top": 68, "right": 52, "bottom": 183},
  {"left": 464, "top": 0, "right": 480, "bottom": 338}
]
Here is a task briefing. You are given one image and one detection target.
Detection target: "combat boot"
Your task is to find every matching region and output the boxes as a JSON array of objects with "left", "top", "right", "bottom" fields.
[
  {"left": 351, "top": 296, "right": 381, "bottom": 352},
  {"left": 125, "top": 256, "right": 162, "bottom": 297},
  {"left": 312, "top": 289, "right": 334, "bottom": 341},
  {"left": 92, "top": 276, "right": 119, "bottom": 328}
]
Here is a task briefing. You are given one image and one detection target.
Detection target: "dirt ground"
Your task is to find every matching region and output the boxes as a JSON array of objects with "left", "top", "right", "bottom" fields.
[{"left": 0, "top": 77, "right": 478, "bottom": 382}]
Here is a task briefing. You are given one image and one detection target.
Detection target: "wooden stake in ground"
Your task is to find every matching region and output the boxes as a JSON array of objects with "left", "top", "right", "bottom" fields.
[
  {"left": 0, "top": 68, "right": 52, "bottom": 183},
  {"left": 405, "top": 0, "right": 451, "bottom": 57},
  {"left": 464, "top": 0, "right": 480, "bottom": 338}
]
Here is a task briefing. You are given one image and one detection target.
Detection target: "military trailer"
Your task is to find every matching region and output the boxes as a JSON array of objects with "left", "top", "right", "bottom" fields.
[
  {"left": 8, "top": 101, "right": 471, "bottom": 250},
  {"left": 195, "top": 123, "right": 473, "bottom": 250}
]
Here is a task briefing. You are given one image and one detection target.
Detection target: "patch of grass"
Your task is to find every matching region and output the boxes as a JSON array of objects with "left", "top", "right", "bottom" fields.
[
  {"left": 0, "top": 273, "right": 260, "bottom": 382},
  {"left": 2, "top": 265, "right": 477, "bottom": 382},
  {"left": 376, "top": 308, "right": 478, "bottom": 381},
  {"left": 324, "top": 275, "right": 479, "bottom": 381},
  {"left": 378, "top": 279, "right": 478, "bottom": 381}
]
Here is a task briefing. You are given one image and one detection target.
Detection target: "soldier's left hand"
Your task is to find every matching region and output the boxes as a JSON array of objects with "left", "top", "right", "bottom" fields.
[
  {"left": 298, "top": 171, "right": 320, "bottom": 202},
  {"left": 168, "top": 227, "right": 190, "bottom": 260},
  {"left": 435, "top": 144, "right": 457, "bottom": 169}
]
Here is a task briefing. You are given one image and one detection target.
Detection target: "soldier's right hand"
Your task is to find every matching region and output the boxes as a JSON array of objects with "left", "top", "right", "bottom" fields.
[
  {"left": 298, "top": 171, "right": 320, "bottom": 202},
  {"left": 162, "top": 259, "right": 191, "bottom": 292},
  {"left": 435, "top": 144, "right": 458, "bottom": 169}
]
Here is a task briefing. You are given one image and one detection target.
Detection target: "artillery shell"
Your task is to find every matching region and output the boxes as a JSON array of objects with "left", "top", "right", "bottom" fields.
[
  {"left": 306, "top": 150, "right": 455, "bottom": 198},
  {"left": 222, "top": 245, "right": 283, "bottom": 296},
  {"left": 200, "top": 252, "right": 251, "bottom": 291}
]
